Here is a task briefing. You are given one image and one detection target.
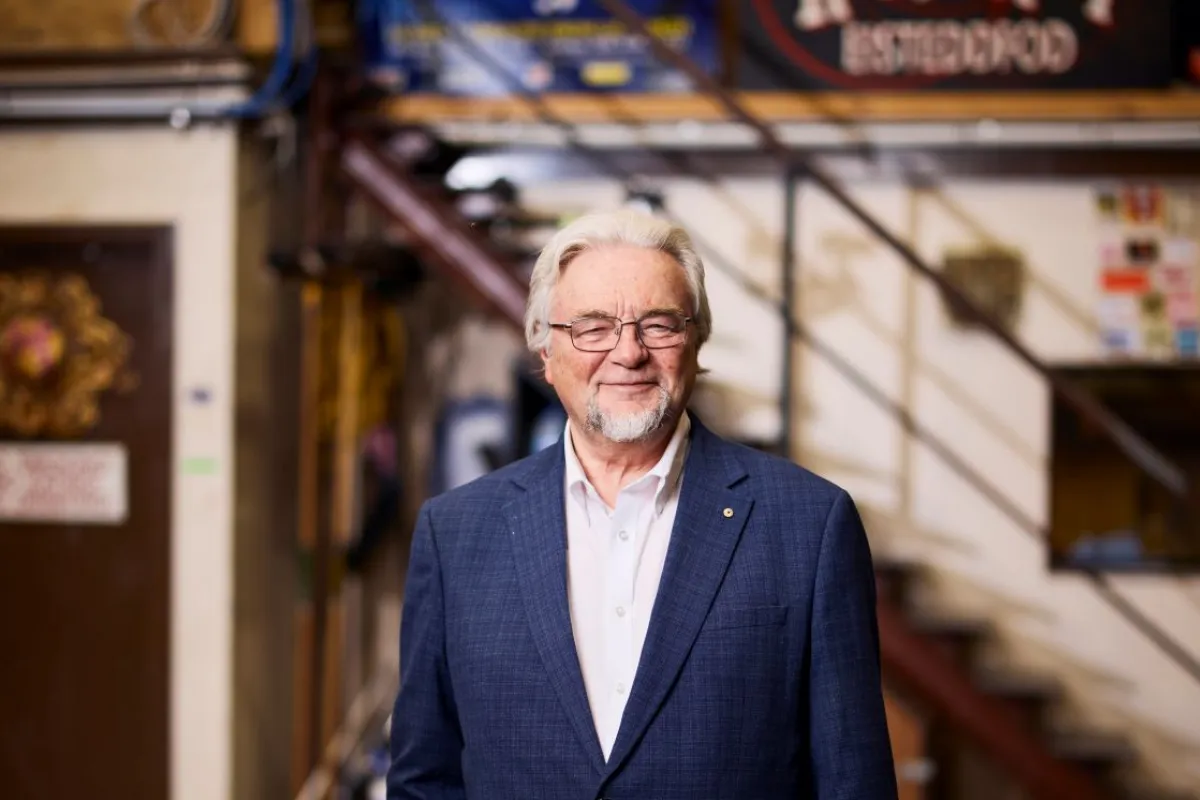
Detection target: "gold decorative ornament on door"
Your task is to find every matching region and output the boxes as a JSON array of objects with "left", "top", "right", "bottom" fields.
[{"left": 0, "top": 271, "right": 137, "bottom": 438}]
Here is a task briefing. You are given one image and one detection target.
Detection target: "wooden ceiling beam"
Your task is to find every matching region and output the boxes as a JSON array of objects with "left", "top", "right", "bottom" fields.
[{"left": 382, "top": 89, "right": 1200, "bottom": 125}]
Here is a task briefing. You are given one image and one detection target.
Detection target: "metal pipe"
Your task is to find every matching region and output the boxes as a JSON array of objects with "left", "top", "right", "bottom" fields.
[
  {"left": 294, "top": 280, "right": 324, "bottom": 791},
  {"left": 303, "top": 62, "right": 333, "bottom": 788},
  {"left": 0, "top": 78, "right": 244, "bottom": 93},
  {"left": 0, "top": 54, "right": 253, "bottom": 124},
  {"left": 0, "top": 97, "right": 245, "bottom": 124},
  {"left": 780, "top": 167, "right": 798, "bottom": 458}
]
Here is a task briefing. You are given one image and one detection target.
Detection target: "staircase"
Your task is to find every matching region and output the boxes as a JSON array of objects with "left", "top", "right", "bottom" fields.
[{"left": 875, "top": 559, "right": 1197, "bottom": 800}]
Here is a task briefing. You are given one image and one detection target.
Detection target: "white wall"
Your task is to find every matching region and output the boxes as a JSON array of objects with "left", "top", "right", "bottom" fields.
[
  {"left": 0, "top": 127, "right": 239, "bottom": 800},
  {"left": 520, "top": 172, "right": 1200, "bottom": 787}
]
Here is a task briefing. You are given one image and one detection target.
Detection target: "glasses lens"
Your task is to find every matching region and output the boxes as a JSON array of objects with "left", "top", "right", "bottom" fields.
[
  {"left": 639, "top": 313, "right": 687, "bottom": 347},
  {"left": 571, "top": 317, "right": 619, "bottom": 351}
]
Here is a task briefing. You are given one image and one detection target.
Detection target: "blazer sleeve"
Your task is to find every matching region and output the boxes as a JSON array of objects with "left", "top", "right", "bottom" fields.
[
  {"left": 807, "top": 490, "right": 899, "bottom": 800},
  {"left": 387, "top": 503, "right": 468, "bottom": 800}
]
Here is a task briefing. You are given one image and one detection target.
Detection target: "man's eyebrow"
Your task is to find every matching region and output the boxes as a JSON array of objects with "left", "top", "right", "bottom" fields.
[
  {"left": 565, "top": 307, "right": 687, "bottom": 320},
  {"left": 569, "top": 309, "right": 613, "bottom": 320}
]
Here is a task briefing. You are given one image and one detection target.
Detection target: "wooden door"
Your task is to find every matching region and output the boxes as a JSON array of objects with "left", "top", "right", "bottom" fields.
[{"left": 0, "top": 227, "right": 172, "bottom": 800}]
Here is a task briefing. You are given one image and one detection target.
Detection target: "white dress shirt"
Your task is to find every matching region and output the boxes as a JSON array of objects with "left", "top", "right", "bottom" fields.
[{"left": 563, "top": 412, "right": 691, "bottom": 761}]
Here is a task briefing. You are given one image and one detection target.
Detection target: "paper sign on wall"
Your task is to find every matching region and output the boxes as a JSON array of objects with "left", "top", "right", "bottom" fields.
[{"left": 0, "top": 442, "right": 128, "bottom": 524}]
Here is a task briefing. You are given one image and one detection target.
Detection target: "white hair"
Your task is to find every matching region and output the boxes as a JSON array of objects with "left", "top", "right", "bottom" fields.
[{"left": 524, "top": 208, "right": 713, "bottom": 353}]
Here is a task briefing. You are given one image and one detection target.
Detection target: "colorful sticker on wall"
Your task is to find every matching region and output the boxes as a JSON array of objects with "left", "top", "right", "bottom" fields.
[
  {"left": 1139, "top": 291, "right": 1175, "bottom": 358},
  {"left": 1121, "top": 185, "right": 1164, "bottom": 225},
  {"left": 1176, "top": 327, "right": 1199, "bottom": 357},
  {"left": 1161, "top": 237, "right": 1198, "bottom": 268},
  {"left": 1102, "top": 268, "right": 1150, "bottom": 294},
  {"left": 1096, "top": 189, "right": 1120, "bottom": 224},
  {"left": 1101, "top": 327, "right": 1141, "bottom": 355},
  {"left": 1097, "top": 295, "right": 1141, "bottom": 355},
  {"left": 1166, "top": 292, "right": 1199, "bottom": 327},
  {"left": 1098, "top": 236, "right": 1124, "bottom": 268},
  {"left": 1165, "top": 190, "right": 1200, "bottom": 236},
  {"left": 1096, "top": 183, "right": 1200, "bottom": 359}
]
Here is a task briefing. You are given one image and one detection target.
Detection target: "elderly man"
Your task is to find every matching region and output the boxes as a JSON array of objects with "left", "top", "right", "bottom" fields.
[{"left": 388, "top": 209, "right": 897, "bottom": 799}]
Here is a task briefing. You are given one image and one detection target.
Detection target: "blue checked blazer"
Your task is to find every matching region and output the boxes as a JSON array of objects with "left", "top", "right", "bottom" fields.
[{"left": 388, "top": 416, "right": 897, "bottom": 800}]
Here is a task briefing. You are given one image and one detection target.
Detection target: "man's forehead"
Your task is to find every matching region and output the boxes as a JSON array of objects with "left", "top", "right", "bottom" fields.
[
  {"left": 554, "top": 272, "right": 688, "bottom": 309},
  {"left": 559, "top": 247, "right": 683, "bottom": 282},
  {"left": 562, "top": 241, "right": 672, "bottom": 267}
]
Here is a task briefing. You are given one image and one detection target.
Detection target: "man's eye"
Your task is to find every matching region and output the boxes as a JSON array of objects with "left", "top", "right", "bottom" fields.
[{"left": 575, "top": 322, "right": 612, "bottom": 337}]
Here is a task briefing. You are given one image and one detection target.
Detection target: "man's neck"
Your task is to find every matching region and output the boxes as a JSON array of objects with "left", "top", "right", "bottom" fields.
[{"left": 569, "top": 420, "right": 675, "bottom": 507}]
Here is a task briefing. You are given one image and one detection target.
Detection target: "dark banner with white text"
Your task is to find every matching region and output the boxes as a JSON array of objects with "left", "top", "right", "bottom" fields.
[{"left": 736, "top": 0, "right": 1174, "bottom": 91}]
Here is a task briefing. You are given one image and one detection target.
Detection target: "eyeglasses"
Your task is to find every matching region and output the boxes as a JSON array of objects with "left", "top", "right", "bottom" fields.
[{"left": 549, "top": 311, "right": 692, "bottom": 353}]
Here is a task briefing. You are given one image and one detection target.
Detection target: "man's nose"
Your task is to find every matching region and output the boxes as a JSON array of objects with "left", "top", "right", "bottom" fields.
[{"left": 609, "top": 321, "right": 649, "bottom": 365}]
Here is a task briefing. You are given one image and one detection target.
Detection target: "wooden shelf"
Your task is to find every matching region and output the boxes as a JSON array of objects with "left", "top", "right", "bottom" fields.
[{"left": 382, "top": 90, "right": 1200, "bottom": 125}]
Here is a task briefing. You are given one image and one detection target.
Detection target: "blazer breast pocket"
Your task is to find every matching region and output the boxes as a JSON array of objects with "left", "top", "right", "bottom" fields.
[{"left": 703, "top": 604, "right": 789, "bottom": 631}]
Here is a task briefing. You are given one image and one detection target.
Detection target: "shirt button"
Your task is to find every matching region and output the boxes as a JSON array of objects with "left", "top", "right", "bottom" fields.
[
  {"left": 615, "top": 683, "right": 626, "bottom": 695},
  {"left": 618, "top": 530, "right": 629, "bottom": 541},
  {"left": 615, "top": 606, "right": 626, "bottom": 617}
]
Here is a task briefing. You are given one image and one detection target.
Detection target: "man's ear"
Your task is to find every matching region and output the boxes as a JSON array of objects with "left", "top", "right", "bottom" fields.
[{"left": 540, "top": 348, "right": 555, "bottom": 386}]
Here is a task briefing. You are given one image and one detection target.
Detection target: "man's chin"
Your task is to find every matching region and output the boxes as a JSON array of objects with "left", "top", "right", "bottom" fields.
[
  {"left": 597, "top": 400, "right": 655, "bottom": 417},
  {"left": 592, "top": 408, "right": 672, "bottom": 442},
  {"left": 599, "top": 422, "right": 660, "bottom": 444}
]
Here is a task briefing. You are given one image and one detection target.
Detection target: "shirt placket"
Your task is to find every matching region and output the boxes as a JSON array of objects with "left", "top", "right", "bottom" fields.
[{"left": 604, "top": 489, "right": 640, "bottom": 735}]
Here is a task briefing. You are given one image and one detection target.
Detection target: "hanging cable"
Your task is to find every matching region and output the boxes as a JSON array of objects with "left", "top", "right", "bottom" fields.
[
  {"left": 165, "top": 0, "right": 313, "bottom": 121},
  {"left": 280, "top": 51, "right": 320, "bottom": 111},
  {"left": 220, "top": 0, "right": 297, "bottom": 118}
]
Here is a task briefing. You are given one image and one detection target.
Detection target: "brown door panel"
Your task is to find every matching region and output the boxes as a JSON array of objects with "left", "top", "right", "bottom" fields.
[{"left": 0, "top": 227, "right": 172, "bottom": 800}]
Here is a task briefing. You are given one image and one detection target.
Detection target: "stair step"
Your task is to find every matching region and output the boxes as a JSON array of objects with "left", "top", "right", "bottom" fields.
[
  {"left": 874, "top": 559, "right": 923, "bottom": 607},
  {"left": 907, "top": 614, "right": 991, "bottom": 667},
  {"left": 1117, "top": 781, "right": 1199, "bottom": 800},
  {"left": 974, "top": 669, "right": 1062, "bottom": 698},
  {"left": 1050, "top": 730, "right": 1135, "bottom": 760},
  {"left": 973, "top": 669, "right": 1062, "bottom": 730},
  {"left": 1048, "top": 730, "right": 1137, "bottom": 778}
]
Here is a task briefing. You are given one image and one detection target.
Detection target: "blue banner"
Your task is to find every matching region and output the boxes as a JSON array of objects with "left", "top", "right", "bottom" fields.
[{"left": 359, "top": 0, "right": 720, "bottom": 95}]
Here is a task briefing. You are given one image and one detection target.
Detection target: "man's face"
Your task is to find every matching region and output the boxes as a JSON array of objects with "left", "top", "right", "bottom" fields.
[{"left": 542, "top": 243, "right": 699, "bottom": 443}]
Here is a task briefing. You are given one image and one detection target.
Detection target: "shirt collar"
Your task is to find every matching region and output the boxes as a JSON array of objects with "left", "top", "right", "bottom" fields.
[{"left": 564, "top": 411, "right": 691, "bottom": 518}]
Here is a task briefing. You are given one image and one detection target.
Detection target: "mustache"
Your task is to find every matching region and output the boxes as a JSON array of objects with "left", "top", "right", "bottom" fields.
[{"left": 596, "top": 377, "right": 662, "bottom": 385}]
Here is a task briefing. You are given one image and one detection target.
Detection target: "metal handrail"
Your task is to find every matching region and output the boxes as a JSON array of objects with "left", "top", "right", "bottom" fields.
[
  {"left": 397, "top": 4, "right": 1200, "bottom": 687},
  {"left": 292, "top": 670, "right": 397, "bottom": 800}
]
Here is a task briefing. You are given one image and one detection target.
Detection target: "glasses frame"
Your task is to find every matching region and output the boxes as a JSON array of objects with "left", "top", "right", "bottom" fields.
[{"left": 548, "top": 311, "right": 693, "bottom": 353}]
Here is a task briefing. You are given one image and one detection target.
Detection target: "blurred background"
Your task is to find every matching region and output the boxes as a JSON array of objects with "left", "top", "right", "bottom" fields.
[{"left": 0, "top": 1, "right": 1199, "bottom": 798}]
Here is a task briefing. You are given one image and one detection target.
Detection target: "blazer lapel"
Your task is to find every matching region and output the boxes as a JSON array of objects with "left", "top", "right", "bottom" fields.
[
  {"left": 602, "top": 420, "right": 753, "bottom": 778},
  {"left": 504, "top": 444, "right": 607, "bottom": 775}
]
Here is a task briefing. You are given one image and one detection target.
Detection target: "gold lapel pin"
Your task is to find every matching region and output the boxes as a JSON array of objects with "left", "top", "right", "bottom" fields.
[{"left": 723, "top": 507, "right": 734, "bottom": 518}]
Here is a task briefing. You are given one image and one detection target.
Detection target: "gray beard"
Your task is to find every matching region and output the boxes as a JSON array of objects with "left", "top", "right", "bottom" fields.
[{"left": 585, "top": 385, "right": 672, "bottom": 443}]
